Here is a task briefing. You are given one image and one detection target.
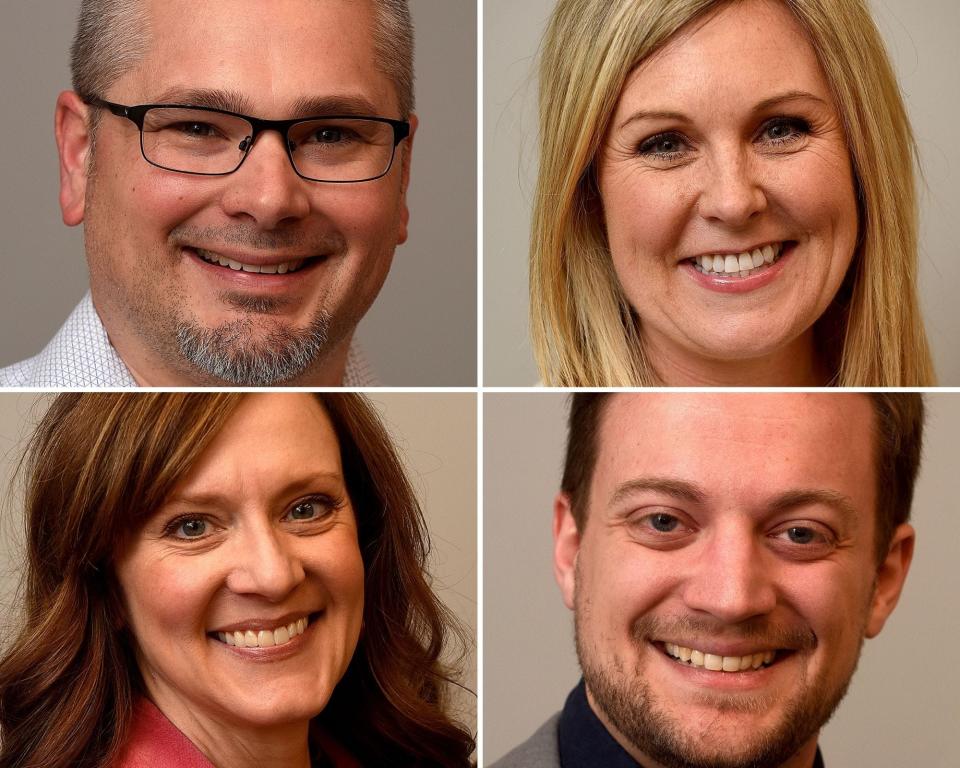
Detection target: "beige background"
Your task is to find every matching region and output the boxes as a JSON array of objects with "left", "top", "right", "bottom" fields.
[
  {"left": 483, "top": 392, "right": 960, "bottom": 766},
  {"left": 0, "top": 0, "right": 477, "bottom": 386},
  {"left": 483, "top": 0, "right": 960, "bottom": 385},
  {"left": 0, "top": 391, "right": 477, "bottom": 734}
]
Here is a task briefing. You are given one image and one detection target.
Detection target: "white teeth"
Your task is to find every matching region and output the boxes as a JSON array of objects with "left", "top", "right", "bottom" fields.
[
  {"left": 665, "top": 643, "right": 779, "bottom": 672},
  {"left": 691, "top": 243, "right": 785, "bottom": 276},
  {"left": 215, "top": 616, "right": 310, "bottom": 649},
  {"left": 196, "top": 249, "right": 306, "bottom": 275}
]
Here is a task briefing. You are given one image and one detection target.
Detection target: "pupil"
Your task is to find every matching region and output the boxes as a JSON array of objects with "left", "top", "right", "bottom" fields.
[
  {"left": 182, "top": 520, "right": 205, "bottom": 537},
  {"left": 788, "top": 527, "right": 813, "bottom": 544},
  {"left": 651, "top": 514, "right": 677, "bottom": 532},
  {"left": 292, "top": 502, "right": 314, "bottom": 519}
]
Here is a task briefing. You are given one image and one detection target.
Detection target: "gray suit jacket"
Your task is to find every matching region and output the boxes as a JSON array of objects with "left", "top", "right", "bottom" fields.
[{"left": 489, "top": 714, "right": 561, "bottom": 768}]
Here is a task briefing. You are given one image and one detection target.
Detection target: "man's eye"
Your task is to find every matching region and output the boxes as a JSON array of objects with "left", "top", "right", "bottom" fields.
[
  {"left": 649, "top": 512, "right": 680, "bottom": 532},
  {"left": 782, "top": 526, "right": 821, "bottom": 544},
  {"left": 174, "top": 122, "right": 218, "bottom": 138}
]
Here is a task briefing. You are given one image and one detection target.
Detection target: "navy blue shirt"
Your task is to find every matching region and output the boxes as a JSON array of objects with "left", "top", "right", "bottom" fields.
[{"left": 557, "top": 679, "right": 825, "bottom": 768}]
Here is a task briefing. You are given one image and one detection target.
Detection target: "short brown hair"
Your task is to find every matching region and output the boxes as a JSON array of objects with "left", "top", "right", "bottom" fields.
[
  {"left": 0, "top": 393, "right": 472, "bottom": 768},
  {"left": 561, "top": 393, "right": 924, "bottom": 563}
]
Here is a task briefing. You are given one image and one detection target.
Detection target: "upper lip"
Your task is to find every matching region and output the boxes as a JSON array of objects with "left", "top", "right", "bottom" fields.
[
  {"left": 686, "top": 240, "right": 786, "bottom": 260},
  {"left": 210, "top": 610, "right": 314, "bottom": 633},
  {"left": 188, "top": 246, "right": 317, "bottom": 267},
  {"left": 657, "top": 639, "right": 794, "bottom": 656}
]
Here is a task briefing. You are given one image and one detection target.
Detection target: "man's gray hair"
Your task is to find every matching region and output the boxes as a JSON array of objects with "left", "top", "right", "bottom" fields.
[{"left": 70, "top": 0, "right": 415, "bottom": 116}]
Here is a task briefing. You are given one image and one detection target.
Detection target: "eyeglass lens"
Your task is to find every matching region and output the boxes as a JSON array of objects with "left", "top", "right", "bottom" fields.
[{"left": 140, "top": 108, "right": 398, "bottom": 181}]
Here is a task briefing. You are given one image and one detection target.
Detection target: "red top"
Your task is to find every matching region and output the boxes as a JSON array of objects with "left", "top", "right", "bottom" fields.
[{"left": 113, "top": 698, "right": 361, "bottom": 767}]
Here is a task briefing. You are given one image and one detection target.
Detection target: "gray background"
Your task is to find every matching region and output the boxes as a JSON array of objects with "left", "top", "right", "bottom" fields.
[
  {"left": 0, "top": 0, "right": 477, "bottom": 386},
  {"left": 484, "top": 392, "right": 960, "bottom": 766},
  {"left": 0, "top": 391, "right": 477, "bottom": 736},
  {"left": 484, "top": 0, "right": 960, "bottom": 385}
]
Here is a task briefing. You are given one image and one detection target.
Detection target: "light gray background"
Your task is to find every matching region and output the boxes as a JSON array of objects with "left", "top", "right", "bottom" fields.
[
  {"left": 484, "top": 392, "right": 960, "bottom": 766},
  {"left": 0, "top": 391, "right": 477, "bottom": 734},
  {"left": 0, "top": 0, "right": 477, "bottom": 386},
  {"left": 484, "top": 0, "right": 960, "bottom": 385}
]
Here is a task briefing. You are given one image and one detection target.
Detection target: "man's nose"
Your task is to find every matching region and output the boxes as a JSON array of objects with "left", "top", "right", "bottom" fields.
[
  {"left": 680, "top": 524, "right": 777, "bottom": 623},
  {"left": 695, "top": 145, "right": 768, "bottom": 227},
  {"left": 221, "top": 131, "right": 312, "bottom": 229},
  {"left": 226, "top": 522, "right": 305, "bottom": 600}
]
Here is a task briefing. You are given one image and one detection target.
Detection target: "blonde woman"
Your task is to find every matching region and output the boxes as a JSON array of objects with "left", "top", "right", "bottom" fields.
[{"left": 530, "top": 0, "right": 935, "bottom": 386}]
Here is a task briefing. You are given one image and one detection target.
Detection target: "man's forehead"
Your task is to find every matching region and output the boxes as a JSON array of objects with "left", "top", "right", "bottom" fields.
[
  {"left": 122, "top": 0, "right": 399, "bottom": 115},
  {"left": 591, "top": 393, "right": 877, "bottom": 501}
]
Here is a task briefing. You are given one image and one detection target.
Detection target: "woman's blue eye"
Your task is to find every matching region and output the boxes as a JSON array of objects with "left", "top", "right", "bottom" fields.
[
  {"left": 176, "top": 519, "right": 206, "bottom": 538},
  {"left": 762, "top": 118, "right": 809, "bottom": 144},
  {"left": 639, "top": 133, "right": 686, "bottom": 157}
]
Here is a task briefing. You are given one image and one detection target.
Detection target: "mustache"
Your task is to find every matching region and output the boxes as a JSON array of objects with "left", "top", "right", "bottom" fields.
[
  {"left": 632, "top": 614, "right": 817, "bottom": 651},
  {"left": 170, "top": 224, "right": 347, "bottom": 254}
]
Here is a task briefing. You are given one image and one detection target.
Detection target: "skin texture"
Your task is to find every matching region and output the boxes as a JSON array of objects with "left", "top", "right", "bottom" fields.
[
  {"left": 598, "top": 0, "right": 858, "bottom": 386},
  {"left": 554, "top": 394, "right": 914, "bottom": 768},
  {"left": 55, "top": 0, "right": 415, "bottom": 386},
  {"left": 115, "top": 394, "right": 365, "bottom": 768}
]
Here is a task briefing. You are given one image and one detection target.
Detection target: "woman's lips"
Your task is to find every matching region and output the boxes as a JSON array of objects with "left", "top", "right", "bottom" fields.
[{"left": 682, "top": 242, "right": 796, "bottom": 294}]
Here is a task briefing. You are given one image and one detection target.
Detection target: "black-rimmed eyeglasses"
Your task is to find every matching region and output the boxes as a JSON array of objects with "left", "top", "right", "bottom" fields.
[{"left": 84, "top": 97, "right": 410, "bottom": 183}]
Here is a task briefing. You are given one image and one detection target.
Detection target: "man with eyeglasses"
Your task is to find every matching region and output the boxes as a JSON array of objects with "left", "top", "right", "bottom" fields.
[{"left": 0, "top": 0, "right": 417, "bottom": 386}]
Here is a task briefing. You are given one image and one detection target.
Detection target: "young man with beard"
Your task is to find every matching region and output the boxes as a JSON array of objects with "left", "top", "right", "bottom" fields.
[{"left": 492, "top": 393, "right": 919, "bottom": 768}]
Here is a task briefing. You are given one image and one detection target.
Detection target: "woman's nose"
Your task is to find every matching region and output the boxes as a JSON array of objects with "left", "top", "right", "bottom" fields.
[
  {"left": 696, "top": 147, "right": 768, "bottom": 227},
  {"left": 680, "top": 528, "right": 777, "bottom": 624},
  {"left": 226, "top": 524, "right": 305, "bottom": 600}
]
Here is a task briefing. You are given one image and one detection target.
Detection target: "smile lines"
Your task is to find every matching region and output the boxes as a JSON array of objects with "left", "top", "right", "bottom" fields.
[
  {"left": 215, "top": 617, "right": 309, "bottom": 649},
  {"left": 691, "top": 242, "right": 785, "bottom": 278},
  {"left": 664, "top": 642, "right": 778, "bottom": 672},
  {"left": 194, "top": 247, "right": 307, "bottom": 274}
]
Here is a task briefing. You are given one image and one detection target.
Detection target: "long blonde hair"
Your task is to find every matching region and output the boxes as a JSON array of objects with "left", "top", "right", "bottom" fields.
[{"left": 530, "top": 0, "right": 935, "bottom": 386}]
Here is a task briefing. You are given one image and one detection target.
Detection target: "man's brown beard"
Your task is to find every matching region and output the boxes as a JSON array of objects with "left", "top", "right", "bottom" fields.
[{"left": 574, "top": 602, "right": 862, "bottom": 768}]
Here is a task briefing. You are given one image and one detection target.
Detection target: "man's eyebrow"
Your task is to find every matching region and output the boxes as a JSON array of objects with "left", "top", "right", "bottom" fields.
[
  {"left": 608, "top": 477, "right": 707, "bottom": 508},
  {"left": 153, "top": 87, "right": 253, "bottom": 113},
  {"left": 616, "top": 90, "right": 829, "bottom": 131},
  {"left": 149, "top": 89, "right": 382, "bottom": 119},
  {"left": 766, "top": 488, "right": 859, "bottom": 526}
]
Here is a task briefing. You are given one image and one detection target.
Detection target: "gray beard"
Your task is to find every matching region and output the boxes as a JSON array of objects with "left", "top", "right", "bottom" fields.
[
  {"left": 176, "top": 310, "right": 332, "bottom": 386},
  {"left": 575, "top": 611, "right": 859, "bottom": 768}
]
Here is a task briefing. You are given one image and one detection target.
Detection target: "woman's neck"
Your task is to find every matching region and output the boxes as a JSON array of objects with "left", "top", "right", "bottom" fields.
[
  {"left": 643, "top": 329, "right": 828, "bottom": 387},
  {"left": 148, "top": 690, "right": 313, "bottom": 768}
]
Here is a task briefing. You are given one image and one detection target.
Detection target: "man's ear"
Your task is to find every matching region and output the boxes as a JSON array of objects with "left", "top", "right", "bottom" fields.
[
  {"left": 553, "top": 492, "right": 581, "bottom": 611},
  {"left": 866, "top": 523, "right": 915, "bottom": 638},
  {"left": 55, "top": 90, "right": 92, "bottom": 226},
  {"left": 396, "top": 112, "right": 417, "bottom": 245}
]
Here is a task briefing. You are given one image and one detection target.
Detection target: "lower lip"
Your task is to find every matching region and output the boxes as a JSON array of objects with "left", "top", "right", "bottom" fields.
[
  {"left": 655, "top": 644, "right": 792, "bottom": 691},
  {"left": 683, "top": 243, "right": 795, "bottom": 294},
  {"left": 184, "top": 248, "right": 322, "bottom": 292},
  {"left": 211, "top": 621, "right": 313, "bottom": 663}
]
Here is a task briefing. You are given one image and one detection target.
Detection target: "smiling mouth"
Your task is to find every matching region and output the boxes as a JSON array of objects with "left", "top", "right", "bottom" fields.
[
  {"left": 662, "top": 642, "right": 792, "bottom": 672},
  {"left": 193, "top": 247, "right": 310, "bottom": 275},
  {"left": 212, "top": 615, "right": 311, "bottom": 649},
  {"left": 689, "top": 242, "right": 790, "bottom": 278}
]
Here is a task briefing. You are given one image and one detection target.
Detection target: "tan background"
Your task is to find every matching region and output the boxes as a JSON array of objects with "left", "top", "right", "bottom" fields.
[
  {"left": 0, "top": 391, "right": 477, "bottom": 734},
  {"left": 483, "top": 392, "right": 960, "bottom": 766},
  {"left": 483, "top": 0, "right": 960, "bottom": 385},
  {"left": 0, "top": 0, "right": 477, "bottom": 386}
]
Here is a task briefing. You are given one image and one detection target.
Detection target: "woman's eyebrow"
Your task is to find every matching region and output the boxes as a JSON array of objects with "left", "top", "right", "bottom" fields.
[
  {"left": 616, "top": 89, "right": 829, "bottom": 131},
  {"left": 164, "top": 470, "right": 346, "bottom": 508}
]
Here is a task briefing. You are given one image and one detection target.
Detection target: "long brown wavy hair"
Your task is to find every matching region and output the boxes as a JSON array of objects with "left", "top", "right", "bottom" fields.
[{"left": 0, "top": 393, "right": 474, "bottom": 768}]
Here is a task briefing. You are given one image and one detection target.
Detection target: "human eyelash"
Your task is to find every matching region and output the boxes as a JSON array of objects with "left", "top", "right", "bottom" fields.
[
  {"left": 284, "top": 493, "right": 347, "bottom": 523},
  {"left": 636, "top": 131, "right": 689, "bottom": 161},
  {"left": 161, "top": 514, "right": 214, "bottom": 541},
  {"left": 759, "top": 116, "right": 811, "bottom": 146}
]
